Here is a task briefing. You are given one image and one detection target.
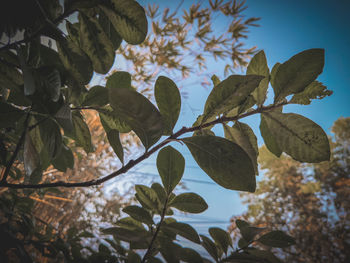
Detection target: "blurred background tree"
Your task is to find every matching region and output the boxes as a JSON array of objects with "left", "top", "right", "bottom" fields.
[{"left": 229, "top": 117, "right": 350, "bottom": 263}]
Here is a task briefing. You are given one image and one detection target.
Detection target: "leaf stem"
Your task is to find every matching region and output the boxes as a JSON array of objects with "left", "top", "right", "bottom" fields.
[
  {"left": 0, "top": 101, "right": 288, "bottom": 189},
  {"left": 141, "top": 196, "right": 169, "bottom": 262}
]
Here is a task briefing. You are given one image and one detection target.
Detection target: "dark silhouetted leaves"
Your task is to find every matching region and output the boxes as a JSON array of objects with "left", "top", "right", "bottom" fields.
[
  {"left": 69, "top": 112, "right": 93, "bottom": 153},
  {"left": 262, "top": 111, "right": 330, "bottom": 162},
  {"left": 106, "top": 71, "right": 131, "bottom": 90},
  {"left": 0, "top": 102, "right": 24, "bottom": 128},
  {"left": 273, "top": 49, "right": 324, "bottom": 102},
  {"left": 182, "top": 136, "right": 256, "bottom": 192},
  {"left": 24, "top": 132, "right": 40, "bottom": 176},
  {"left": 155, "top": 76, "right": 181, "bottom": 135},
  {"left": 122, "top": 205, "right": 153, "bottom": 225},
  {"left": 106, "top": 129, "right": 123, "bottom": 164},
  {"left": 82, "top": 85, "right": 109, "bottom": 107},
  {"left": 258, "top": 231, "right": 295, "bottom": 248},
  {"left": 163, "top": 222, "right": 200, "bottom": 244},
  {"left": 209, "top": 227, "right": 232, "bottom": 253},
  {"left": 156, "top": 146, "right": 185, "bottom": 194},
  {"left": 52, "top": 144, "right": 74, "bottom": 172}
]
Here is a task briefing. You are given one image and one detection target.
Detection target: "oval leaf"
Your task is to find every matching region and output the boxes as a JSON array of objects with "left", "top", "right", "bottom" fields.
[
  {"left": 200, "top": 235, "right": 218, "bottom": 261},
  {"left": 155, "top": 76, "right": 181, "bottom": 135},
  {"left": 273, "top": 49, "right": 325, "bottom": 102},
  {"left": 100, "top": 0, "right": 147, "bottom": 45},
  {"left": 106, "top": 129, "right": 123, "bottom": 164},
  {"left": 135, "top": 184, "right": 159, "bottom": 212},
  {"left": 109, "top": 88, "right": 163, "bottom": 150},
  {"left": 179, "top": 247, "right": 203, "bottom": 263},
  {"left": 262, "top": 111, "right": 330, "bottom": 162},
  {"left": 122, "top": 205, "right": 154, "bottom": 225},
  {"left": 156, "top": 146, "right": 185, "bottom": 194},
  {"left": 224, "top": 122, "right": 259, "bottom": 175},
  {"left": 246, "top": 50, "right": 269, "bottom": 106},
  {"left": 258, "top": 230, "right": 295, "bottom": 248},
  {"left": 202, "top": 75, "right": 264, "bottom": 123},
  {"left": 182, "top": 136, "right": 256, "bottom": 192},
  {"left": 163, "top": 222, "right": 200, "bottom": 244},
  {"left": 209, "top": 227, "right": 232, "bottom": 254},
  {"left": 70, "top": 112, "right": 93, "bottom": 153},
  {"left": 82, "top": 85, "right": 109, "bottom": 107},
  {"left": 52, "top": 143, "right": 74, "bottom": 172},
  {"left": 169, "top": 192, "right": 208, "bottom": 213},
  {"left": 79, "top": 13, "right": 115, "bottom": 74},
  {"left": 106, "top": 71, "right": 132, "bottom": 90}
]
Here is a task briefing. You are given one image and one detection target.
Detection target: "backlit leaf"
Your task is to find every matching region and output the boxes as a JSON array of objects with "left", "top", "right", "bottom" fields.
[
  {"left": 70, "top": 112, "right": 93, "bottom": 153},
  {"left": 109, "top": 88, "right": 163, "bottom": 150},
  {"left": 163, "top": 222, "right": 200, "bottom": 244},
  {"left": 290, "top": 81, "right": 332, "bottom": 105},
  {"left": 52, "top": 143, "right": 74, "bottom": 172},
  {"left": 182, "top": 136, "right": 256, "bottom": 192},
  {"left": 100, "top": 0, "right": 148, "bottom": 45},
  {"left": 135, "top": 184, "right": 159, "bottom": 212},
  {"left": 200, "top": 235, "right": 218, "bottom": 261},
  {"left": 246, "top": 50, "right": 269, "bottom": 106},
  {"left": 260, "top": 115, "right": 282, "bottom": 157},
  {"left": 273, "top": 49, "right": 324, "bottom": 102},
  {"left": 106, "top": 71, "right": 131, "bottom": 90},
  {"left": 156, "top": 146, "right": 185, "bottom": 194},
  {"left": 209, "top": 227, "right": 232, "bottom": 253},
  {"left": 122, "top": 205, "right": 154, "bottom": 225},
  {"left": 155, "top": 76, "right": 181, "bottom": 135},
  {"left": 258, "top": 231, "right": 295, "bottom": 248},
  {"left": 202, "top": 75, "right": 263, "bottom": 123},
  {"left": 262, "top": 111, "right": 330, "bottom": 162},
  {"left": 224, "top": 122, "right": 258, "bottom": 174},
  {"left": 79, "top": 12, "right": 115, "bottom": 74},
  {"left": 98, "top": 10, "right": 123, "bottom": 50},
  {"left": 106, "top": 129, "right": 123, "bottom": 164},
  {"left": 82, "top": 85, "right": 109, "bottom": 107},
  {"left": 169, "top": 192, "right": 208, "bottom": 213}
]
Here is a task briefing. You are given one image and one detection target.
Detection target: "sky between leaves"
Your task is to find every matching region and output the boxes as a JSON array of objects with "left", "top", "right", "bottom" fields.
[{"left": 101, "top": 0, "right": 350, "bottom": 236}]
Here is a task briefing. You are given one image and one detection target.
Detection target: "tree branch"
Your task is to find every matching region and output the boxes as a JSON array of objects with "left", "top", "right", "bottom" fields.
[{"left": 0, "top": 101, "right": 288, "bottom": 189}]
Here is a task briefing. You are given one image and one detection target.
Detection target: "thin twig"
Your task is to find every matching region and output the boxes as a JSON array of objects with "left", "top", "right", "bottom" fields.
[
  {"left": 141, "top": 196, "right": 169, "bottom": 263},
  {"left": 0, "top": 101, "right": 288, "bottom": 189}
]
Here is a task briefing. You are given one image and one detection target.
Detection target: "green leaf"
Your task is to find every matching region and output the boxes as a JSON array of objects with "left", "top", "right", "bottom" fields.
[
  {"left": 57, "top": 37, "right": 93, "bottom": 85},
  {"left": 211, "top": 74, "right": 221, "bottom": 86},
  {"left": 100, "top": 0, "right": 148, "bottom": 45},
  {"left": 39, "top": 119, "right": 62, "bottom": 159},
  {"left": 156, "top": 146, "right": 185, "bottom": 194},
  {"left": 127, "top": 251, "right": 141, "bottom": 263},
  {"left": 98, "top": 10, "right": 122, "bottom": 50},
  {"left": 209, "top": 227, "right": 232, "bottom": 253},
  {"left": 159, "top": 240, "right": 181, "bottom": 263},
  {"left": 116, "top": 217, "right": 145, "bottom": 231},
  {"left": 151, "top": 183, "right": 166, "bottom": 204},
  {"left": 270, "top": 62, "right": 280, "bottom": 91},
  {"left": 262, "top": 111, "right": 330, "bottom": 162},
  {"left": 106, "top": 71, "right": 132, "bottom": 90},
  {"left": 109, "top": 88, "right": 163, "bottom": 150},
  {"left": 82, "top": 85, "right": 109, "bottom": 107},
  {"left": 163, "top": 222, "right": 200, "bottom": 244},
  {"left": 290, "top": 81, "right": 332, "bottom": 105},
  {"left": 79, "top": 12, "right": 115, "bottom": 74},
  {"left": 182, "top": 136, "right": 256, "bottom": 192},
  {"left": 52, "top": 143, "right": 74, "bottom": 172},
  {"left": 200, "top": 235, "right": 218, "bottom": 261},
  {"left": 99, "top": 106, "right": 131, "bottom": 133},
  {"left": 240, "top": 226, "right": 265, "bottom": 243},
  {"left": 135, "top": 184, "right": 159, "bottom": 212},
  {"left": 155, "top": 76, "right": 181, "bottom": 135},
  {"left": 202, "top": 75, "right": 264, "bottom": 123},
  {"left": 106, "top": 129, "right": 124, "bottom": 164},
  {"left": 169, "top": 192, "right": 208, "bottom": 213},
  {"left": 122, "top": 205, "right": 154, "bottom": 225},
  {"left": 70, "top": 112, "right": 93, "bottom": 153},
  {"left": 42, "top": 67, "right": 62, "bottom": 102},
  {"left": 66, "top": 21, "right": 80, "bottom": 45},
  {"left": 55, "top": 103, "right": 73, "bottom": 133},
  {"left": 179, "top": 247, "right": 203, "bottom": 263},
  {"left": 246, "top": 50, "right": 269, "bottom": 106},
  {"left": 258, "top": 231, "right": 295, "bottom": 248},
  {"left": 260, "top": 115, "right": 282, "bottom": 157},
  {"left": 245, "top": 248, "right": 282, "bottom": 263},
  {"left": 0, "top": 102, "right": 25, "bottom": 128},
  {"left": 17, "top": 47, "right": 36, "bottom": 96},
  {"left": 24, "top": 132, "right": 40, "bottom": 176},
  {"left": 102, "top": 227, "right": 150, "bottom": 243},
  {"left": 273, "top": 49, "right": 325, "bottom": 102},
  {"left": 224, "top": 122, "right": 259, "bottom": 175}
]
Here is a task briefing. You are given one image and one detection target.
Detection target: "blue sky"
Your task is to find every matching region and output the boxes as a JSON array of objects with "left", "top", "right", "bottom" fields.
[{"left": 109, "top": 0, "right": 350, "bottom": 237}]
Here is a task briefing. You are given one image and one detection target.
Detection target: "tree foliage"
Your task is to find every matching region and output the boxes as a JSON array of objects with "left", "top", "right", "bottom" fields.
[
  {"left": 0, "top": 0, "right": 334, "bottom": 262},
  {"left": 230, "top": 118, "right": 350, "bottom": 263}
]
